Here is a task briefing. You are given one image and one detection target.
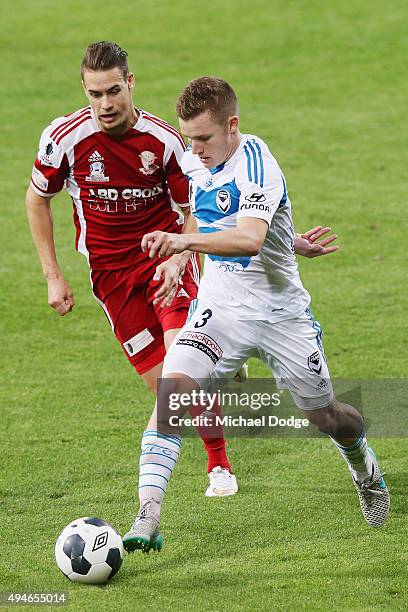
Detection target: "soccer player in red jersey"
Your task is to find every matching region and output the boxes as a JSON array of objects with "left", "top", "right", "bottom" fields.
[
  {"left": 26, "top": 41, "right": 241, "bottom": 497},
  {"left": 26, "top": 42, "right": 338, "bottom": 504}
]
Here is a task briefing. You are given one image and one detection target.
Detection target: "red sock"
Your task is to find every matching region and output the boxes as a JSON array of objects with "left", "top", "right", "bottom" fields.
[
  {"left": 201, "top": 436, "right": 231, "bottom": 473},
  {"left": 188, "top": 400, "right": 232, "bottom": 473}
]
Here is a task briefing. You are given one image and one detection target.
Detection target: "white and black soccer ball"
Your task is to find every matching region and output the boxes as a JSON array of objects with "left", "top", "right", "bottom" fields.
[{"left": 55, "top": 517, "right": 124, "bottom": 584}]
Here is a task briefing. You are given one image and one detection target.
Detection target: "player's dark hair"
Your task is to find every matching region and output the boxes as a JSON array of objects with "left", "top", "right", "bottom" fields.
[
  {"left": 81, "top": 41, "right": 129, "bottom": 80},
  {"left": 176, "top": 77, "right": 238, "bottom": 125}
]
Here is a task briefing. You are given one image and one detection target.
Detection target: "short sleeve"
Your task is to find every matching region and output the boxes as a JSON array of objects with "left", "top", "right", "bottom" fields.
[
  {"left": 164, "top": 134, "right": 189, "bottom": 207},
  {"left": 30, "top": 124, "right": 70, "bottom": 197},
  {"left": 236, "top": 139, "right": 285, "bottom": 226}
]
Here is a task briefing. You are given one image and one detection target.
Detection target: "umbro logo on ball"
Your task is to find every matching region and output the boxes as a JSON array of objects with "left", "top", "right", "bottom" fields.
[{"left": 92, "top": 531, "right": 108, "bottom": 552}]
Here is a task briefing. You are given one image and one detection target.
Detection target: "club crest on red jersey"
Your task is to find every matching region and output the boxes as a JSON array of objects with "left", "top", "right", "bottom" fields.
[
  {"left": 86, "top": 150, "right": 109, "bottom": 182},
  {"left": 139, "top": 151, "right": 159, "bottom": 175}
]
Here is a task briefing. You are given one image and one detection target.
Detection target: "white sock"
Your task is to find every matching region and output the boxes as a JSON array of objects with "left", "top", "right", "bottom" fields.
[
  {"left": 138, "top": 429, "right": 181, "bottom": 508},
  {"left": 331, "top": 430, "right": 374, "bottom": 482}
]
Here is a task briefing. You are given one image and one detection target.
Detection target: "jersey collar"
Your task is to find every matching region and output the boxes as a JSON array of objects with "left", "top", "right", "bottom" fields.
[
  {"left": 209, "top": 161, "right": 226, "bottom": 175},
  {"left": 133, "top": 107, "right": 144, "bottom": 129}
]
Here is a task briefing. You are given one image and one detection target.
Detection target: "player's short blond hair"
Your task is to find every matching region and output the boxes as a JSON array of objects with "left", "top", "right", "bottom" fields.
[
  {"left": 176, "top": 77, "right": 238, "bottom": 125},
  {"left": 81, "top": 41, "right": 129, "bottom": 80}
]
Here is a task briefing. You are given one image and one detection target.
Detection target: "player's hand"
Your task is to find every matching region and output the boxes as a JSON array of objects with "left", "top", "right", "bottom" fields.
[
  {"left": 153, "top": 256, "right": 187, "bottom": 308},
  {"left": 47, "top": 275, "right": 75, "bottom": 316},
  {"left": 295, "top": 226, "right": 339, "bottom": 258},
  {"left": 141, "top": 231, "right": 189, "bottom": 259}
]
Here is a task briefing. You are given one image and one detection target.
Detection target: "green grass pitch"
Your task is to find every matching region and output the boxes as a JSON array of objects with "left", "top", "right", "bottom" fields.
[{"left": 1, "top": 0, "right": 408, "bottom": 610}]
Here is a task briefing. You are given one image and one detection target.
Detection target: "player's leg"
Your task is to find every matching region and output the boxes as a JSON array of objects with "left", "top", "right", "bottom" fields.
[
  {"left": 302, "top": 398, "right": 389, "bottom": 527},
  {"left": 152, "top": 257, "right": 237, "bottom": 492},
  {"left": 260, "top": 311, "right": 389, "bottom": 527},
  {"left": 164, "top": 327, "right": 234, "bottom": 481},
  {"left": 123, "top": 303, "right": 250, "bottom": 552},
  {"left": 123, "top": 372, "right": 197, "bottom": 552},
  {"left": 139, "top": 362, "right": 164, "bottom": 394}
]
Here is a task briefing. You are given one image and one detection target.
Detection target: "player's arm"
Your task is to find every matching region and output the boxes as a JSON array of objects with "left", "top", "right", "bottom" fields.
[
  {"left": 152, "top": 206, "right": 199, "bottom": 306},
  {"left": 142, "top": 216, "right": 268, "bottom": 259},
  {"left": 183, "top": 215, "right": 268, "bottom": 256},
  {"left": 25, "top": 186, "right": 74, "bottom": 316},
  {"left": 168, "top": 221, "right": 339, "bottom": 258},
  {"left": 294, "top": 226, "right": 338, "bottom": 258}
]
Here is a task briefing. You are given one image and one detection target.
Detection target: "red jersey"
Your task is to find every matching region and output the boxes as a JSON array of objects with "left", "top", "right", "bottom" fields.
[{"left": 31, "top": 107, "right": 189, "bottom": 270}]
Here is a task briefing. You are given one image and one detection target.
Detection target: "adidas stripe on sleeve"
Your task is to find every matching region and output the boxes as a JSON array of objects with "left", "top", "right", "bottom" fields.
[{"left": 236, "top": 136, "right": 285, "bottom": 226}]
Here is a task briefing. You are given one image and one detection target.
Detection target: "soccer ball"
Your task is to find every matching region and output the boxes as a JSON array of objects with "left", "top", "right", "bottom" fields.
[{"left": 55, "top": 517, "right": 124, "bottom": 584}]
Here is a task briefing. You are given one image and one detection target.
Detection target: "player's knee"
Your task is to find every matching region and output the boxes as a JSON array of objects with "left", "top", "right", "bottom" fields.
[
  {"left": 157, "top": 374, "right": 199, "bottom": 432},
  {"left": 302, "top": 398, "right": 363, "bottom": 439},
  {"left": 161, "top": 373, "right": 197, "bottom": 394},
  {"left": 301, "top": 405, "right": 333, "bottom": 435}
]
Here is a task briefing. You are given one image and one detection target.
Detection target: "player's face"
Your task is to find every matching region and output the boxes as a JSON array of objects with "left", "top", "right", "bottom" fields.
[
  {"left": 179, "top": 111, "right": 240, "bottom": 168},
  {"left": 82, "top": 67, "right": 137, "bottom": 135}
]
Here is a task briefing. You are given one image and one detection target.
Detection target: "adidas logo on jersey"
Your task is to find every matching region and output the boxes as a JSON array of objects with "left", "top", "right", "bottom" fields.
[
  {"left": 86, "top": 150, "right": 109, "bottom": 182},
  {"left": 88, "top": 150, "right": 104, "bottom": 162},
  {"left": 177, "top": 288, "right": 189, "bottom": 299}
]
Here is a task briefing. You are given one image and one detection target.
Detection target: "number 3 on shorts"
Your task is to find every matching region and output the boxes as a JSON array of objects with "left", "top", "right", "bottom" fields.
[{"left": 194, "top": 308, "right": 213, "bottom": 328}]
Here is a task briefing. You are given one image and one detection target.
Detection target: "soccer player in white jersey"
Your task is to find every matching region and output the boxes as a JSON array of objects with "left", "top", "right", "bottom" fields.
[{"left": 122, "top": 77, "right": 389, "bottom": 553}]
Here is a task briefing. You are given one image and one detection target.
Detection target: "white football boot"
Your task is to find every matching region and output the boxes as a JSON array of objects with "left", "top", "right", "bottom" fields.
[
  {"left": 205, "top": 466, "right": 239, "bottom": 497},
  {"left": 123, "top": 499, "right": 163, "bottom": 553},
  {"left": 351, "top": 448, "right": 390, "bottom": 527}
]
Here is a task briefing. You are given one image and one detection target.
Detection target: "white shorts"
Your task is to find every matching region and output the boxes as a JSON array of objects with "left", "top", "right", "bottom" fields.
[{"left": 162, "top": 300, "right": 334, "bottom": 410}]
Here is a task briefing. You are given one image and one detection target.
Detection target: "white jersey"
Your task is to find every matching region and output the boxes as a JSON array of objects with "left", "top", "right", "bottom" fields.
[{"left": 181, "top": 134, "right": 310, "bottom": 321}]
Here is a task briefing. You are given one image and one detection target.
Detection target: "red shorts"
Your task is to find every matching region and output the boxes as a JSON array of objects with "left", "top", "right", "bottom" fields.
[{"left": 91, "top": 254, "right": 200, "bottom": 374}]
